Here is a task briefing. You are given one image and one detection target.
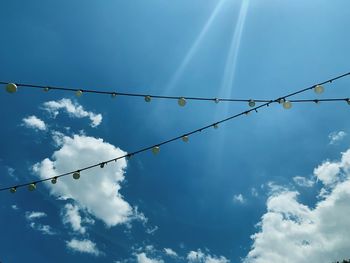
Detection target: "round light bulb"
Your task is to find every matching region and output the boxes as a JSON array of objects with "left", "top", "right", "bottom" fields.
[
  {"left": 28, "top": 183, "right": 36, "bottom": 191},
  {"left": 73, "top": 171, "right": 80, "bottom": 180},
  {"left": 5, "top": 83, "right": 17, "bottom": 93},
  {"left": 178, "top": 97, "right": 186, "bottom": 107},
  {"left": 182, "top": 135, "right": 189, "bottom": 142},
  {"left": 111, "top": 93, "right": 117, "bottom": 98},
  {"left": 145, "top": 95, "right": 151, "bottom": 102},
  {"left": 314, "top": 85, "right": 324, "bottom": 94},
  {"left": 51, "top": 177, "right": 57, "bottom": 184},
  {"left": 152, "top": 146, "right": 160, "bottom": 155},
  {"left": 214, "top": 98, "right": 220, "bottom": 104},
  {"left": 43, "top": 87, "right": 50, "bottom": 92},
  {"left": 248, "top": 99, "right": 255, "bottom": 107},
  {"left": 76, "top": 90, "right": 83, "bottom": 97},
  {"left": 283, "top": 101, "right": 292, "bottom": 109},
  {"left": 10, "top": 187, "right": 16, "bottom": 193}
]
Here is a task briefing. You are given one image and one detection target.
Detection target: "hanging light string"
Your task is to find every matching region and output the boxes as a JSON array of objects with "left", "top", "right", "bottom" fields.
[
  {"left": 2, "top": 72, "right": 350, "bottom": 106},
  {"left": 1, "top": 72, "right": 350, "bottom": 193}
]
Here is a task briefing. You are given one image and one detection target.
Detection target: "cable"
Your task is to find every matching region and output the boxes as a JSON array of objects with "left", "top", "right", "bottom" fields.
[
  {"left": 1, "top": 71, "right": 350, "bottom": 193},
  {"left": 2, "top": 72, "right": 349, "bottom": 106}
]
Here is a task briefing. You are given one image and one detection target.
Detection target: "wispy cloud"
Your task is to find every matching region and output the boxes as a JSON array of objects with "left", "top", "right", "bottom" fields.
[
  {"left": 293, "top": 176, "right": 314, "bottom": 188},
  {"left": 329, "top": 131, "right": 347, "bottom": 145},
  {"left": 25, "top": 211, "right": 47, "bottom": 220},
  {"left": 42, "top": 98, "right": 102, "bottom": 127},
  {"left": 233, "top": 194, "right": 245, "bottom": 204}
]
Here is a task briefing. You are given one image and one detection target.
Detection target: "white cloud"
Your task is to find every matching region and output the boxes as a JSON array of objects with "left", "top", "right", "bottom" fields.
[
  {"left": 164, "top": 248, "right": 178, "bottom": 257},
  {"left": 244, "top": 148, "right": 350, "bottom": 263},
  {"left": 7, "top": 166, "right": 17, "bottom": 180},
  {"left": 25, "top": 211, "right": 55, "bottom": 235},
  {"left": 187, "top": 249, "right": 229, "bottom": 263},
  {"left": 32, "top": 134, "right": 136, "bottom": 227},
  {"left": 22, "top": 115, "right": 47, "bottom": 131},
  {"left": 62, "top": 203, "right": 87, "bottom": 234},
  {"left": 293, "top": 176, "right": 314, "bottom": 188},
  {"left": 11, "top": 205, "right": 19, "bottom": 210},
  {"left": 29, "top": 222, "right": 55, "bottom": 235},
  {"left": 136, "top": 252, "right": 164, "bottom": 263},
  {"left": 329, "top": 131, "right": 347, "bottom": 145},
  {"left": 314, "top": 160, "right": 341, "bottom": 186},
  {"left": 233, "top": 194, "right": 245, "bottom": 204},
  {"left": 42, "top": 98, "right": 102, "bottom": 127},
  {"left": 25, "top": 211, "right": 47, "bottom": 220},
  {"left": 66, "top": 238, "right": 101, "bottom": 256}
]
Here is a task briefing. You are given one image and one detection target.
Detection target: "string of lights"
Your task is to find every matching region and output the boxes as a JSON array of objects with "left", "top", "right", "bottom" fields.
[
  {"left": 2, "top": 75, "right": 349, "bottom": 107},
  {"left": 1, "top": 71, "right": 349, "bottom": 193}
]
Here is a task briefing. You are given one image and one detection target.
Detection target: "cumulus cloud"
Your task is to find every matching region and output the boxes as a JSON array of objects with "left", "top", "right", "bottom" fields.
[
  {"left": 244, "top": 148, "right": 350, "bottom": 263},
  {"left": 42, "top": 98, "right": 102, "bottom": 127},
  {"left": 233, "top": 194, "right": 245, "bottom": 204},
  {"left": 22, "top": 115, "right": 47, "bottom": 131},
  {"left": 164, "top": 248, "right": 178, "bottom": 257},
  {"left": 187, "top": 249, "right": 229, "bottom": 263},
  {"left": 329, "top": 131, "right": 347, "bottom": 145},
  {"left": 66, "top": 239, "right": 101, "bottom": 256},
  {"left": 136, "top": 252, "right": 164, "bottom": 263},
  {"left": 32, "top": 134, "right": 136, "bottom": 227},
  {"left": 293, "top": 176, "right": 314, "bottom": 188}
]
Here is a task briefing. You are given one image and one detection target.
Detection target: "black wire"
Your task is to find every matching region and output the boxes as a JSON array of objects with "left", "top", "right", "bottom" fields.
[{"left": 0, "top": 72, "right": 350, "bottom": 192}]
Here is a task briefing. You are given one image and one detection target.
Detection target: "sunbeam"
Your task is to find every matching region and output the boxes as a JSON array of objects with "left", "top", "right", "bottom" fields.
[
  {"left": 220, "top": 0, "right": 250, "bottom": 98},
  {"left": 165, "top": 0, "right": 227, "bottom": 92}
]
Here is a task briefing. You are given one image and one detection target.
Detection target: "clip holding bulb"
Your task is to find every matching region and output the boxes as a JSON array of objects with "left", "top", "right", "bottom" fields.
[
  {"left": 182, "top": 135, "right": 189, "bottom": 142},
  {"left": 51, "top": 177, "right": 57, "bottom": 184},
  {"left": 214, "top": 98, "right": 220, "bottom": 104},
  {"left": 10, "top": 187, "right": 17, "bottom": 193},
  {"left": 111, "top": 93, "right": 117, "bottom": 98},
  {"left": 213, "top": 123, "right": 219, "bottom": 129}
]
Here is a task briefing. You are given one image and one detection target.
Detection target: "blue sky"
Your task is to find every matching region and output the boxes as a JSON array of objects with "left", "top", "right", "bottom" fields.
[{"left": 1, "top": 0, "right": 350, "bottom": 262}]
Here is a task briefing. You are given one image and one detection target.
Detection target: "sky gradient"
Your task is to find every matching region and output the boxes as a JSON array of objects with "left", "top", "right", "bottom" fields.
[{"left": 1, "top": 0, "right": 350, "bottom": 262}]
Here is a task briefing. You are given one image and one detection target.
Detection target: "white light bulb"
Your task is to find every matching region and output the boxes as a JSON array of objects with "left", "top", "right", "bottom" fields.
[
  {"left": 10, "top": 187, "right": 16, "bottom": 193},
  {"left": 314, "top": 85, "right": 324, "bottom": 94},
  {"left": 5, "top": 83, "right": 17, "bottom": 93},
  {"left": 248, "top": 100, "right": 255, "bottom": 107},
  {"left": 145, "top": 95, "right": 151, "bottom": 102},
  {"left": 178, "top": 97, "right": 186, "bottom": 106},
  {"left": 283, "top": 101, "right": 292, "bottom": 109},
  {"left": 76, "top": 90, "right": 83, "bottom": 97},
  {"left": 111, "top": 93, "right": 117, "bottom": 98},
  {"left": 73, "top": 171, "right": 80, "bottom": 180},
  {"left": 43, "top": 87, "right": 50, "bottom": 92},
  {"left": 182, "top": 135, "right": 189, "bottom": 142},
  {"left": 152, "top": 146, "right": 160, "bottom": 155},
  {"left": 28, "top": 183, "right": 36, "bottom": 191},
  {"left": 214, "top": 98, "right": 220, "bottom": 104}
]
